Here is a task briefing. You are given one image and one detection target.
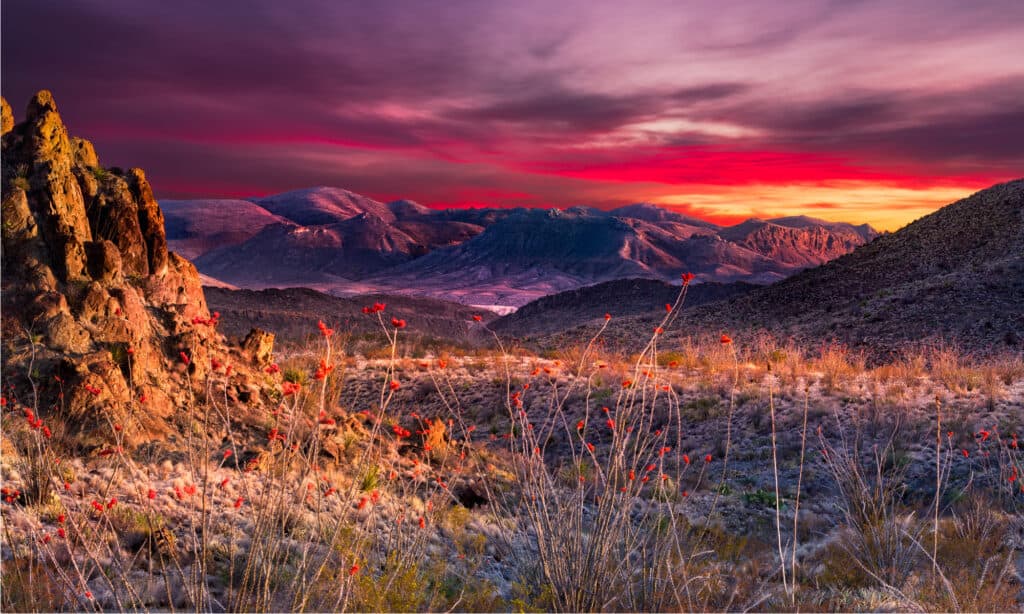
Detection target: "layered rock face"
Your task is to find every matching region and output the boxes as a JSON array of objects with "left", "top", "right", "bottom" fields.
[{"left": 1, "top": 91, "right": 267, "bottom": 448}]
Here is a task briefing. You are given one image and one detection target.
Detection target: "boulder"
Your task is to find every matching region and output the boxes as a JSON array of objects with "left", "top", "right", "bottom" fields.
[
  {"left": 241, "top": 328, "right": 275, "bottom": 366},
  {"left": 46, "top": 312, "right": 92, "bottom": 353}
]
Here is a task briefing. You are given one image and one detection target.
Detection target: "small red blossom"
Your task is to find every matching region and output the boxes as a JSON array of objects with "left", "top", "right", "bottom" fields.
[
  {"left": 604, "top": 313, "right": 611, "bottom": 321},
  {"left": 681, "top": 272, "right": 695, "bottom": 284},
  {"left": 317, "top": 320, "right": 335, "bottom": 337},
  {"left": 314, "top": 359, "right": 335, "bottom": 380},
  {"left": 720, "top": 334, "right": 732, "bottom": 345},
  {"left": 472, "top": 314, "right": 482, "bottom": 322},
  {"left": 665, "top": 303, "right": 672, "bottom": 313},
  {"left": 265, "top": 363, "right": 281, "bottom": 375},
  {"left": 391, "top": 317, "right": 406, "bottom": 329},
  {"left": 389, "top": 380, "right": 401, "bottom": 391}
]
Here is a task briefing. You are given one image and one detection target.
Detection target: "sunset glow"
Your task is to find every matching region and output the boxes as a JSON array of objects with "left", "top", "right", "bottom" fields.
[{"left": 3, "top": 0, "right": 1022, "bottom": 230}]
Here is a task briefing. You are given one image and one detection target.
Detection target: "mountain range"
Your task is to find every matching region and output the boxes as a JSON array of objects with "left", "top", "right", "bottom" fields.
[
  {"left": 163, "top": 188, "right": 879, "bottom": 308},
  {"left": 505, "top": 179, "right": 1024, "bottom": 357}
]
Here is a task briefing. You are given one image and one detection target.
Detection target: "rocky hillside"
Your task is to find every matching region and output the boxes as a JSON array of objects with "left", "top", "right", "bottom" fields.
[
  {"left": 204, "top": 286, "right": 495, "bottom": 347},
  {"left": 164, "top": 190, "right": 876, "bottom": 307},
  {"left": 1, "top": 91, "right": 270, "bottom": 449},
  {"left": 532, "top": 179, "right": 1024, "bottom": 358},
  {"left": 490, "top": 278, "right": 757, "bottom": 338},
  {"left": 718, "top": 216, "right": 878, "bottom": 268},
  {"left": 161, "top": 198, "right": 289, "bottom": 259}
]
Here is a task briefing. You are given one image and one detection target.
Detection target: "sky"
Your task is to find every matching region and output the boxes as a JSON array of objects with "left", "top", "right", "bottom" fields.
[{"left": 3, "top": 0, "right": 1023, "bottom": 230}]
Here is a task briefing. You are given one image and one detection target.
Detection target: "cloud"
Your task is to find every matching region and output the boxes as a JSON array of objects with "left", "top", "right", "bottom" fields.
[{"left": 2, "top": 0, "right": 1022, "bottom": 231}]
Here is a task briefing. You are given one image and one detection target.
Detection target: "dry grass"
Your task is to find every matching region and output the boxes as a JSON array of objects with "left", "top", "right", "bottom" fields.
[{"left": 2, "top": 289, "right": 1022, "bottom": 612}]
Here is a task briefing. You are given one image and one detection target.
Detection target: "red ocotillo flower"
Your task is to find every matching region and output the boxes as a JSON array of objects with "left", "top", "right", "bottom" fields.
[
  {"left": 720, "top": 334, "right": 732, "bottom": 345},
  {"left": 604, "top": 313, "right": 611, "bottom": 320},
  {"left": 389, "top": 380, "right": 401, "bottom": 391},
  {"left": 314, "top": 359, "right": 335, "bottom": 380},
  {"left": 621, "top": 380, "right": 632, "bottom": 388},
  {"left": 391, "top": 317, "right": 406, "bottom": 328},
  {"left": 57, "top": 527, "right": 66, "bottom": 539},
  {"left": 683, "top": 454, "right": 691, "bottom": 465},
  {"left": 705, "top": 454, "right": 712, "bottom": 463},
  {"left": 418, "top": 517, "right": 426, "bottom": 529},
  {"left": 282, "top": 381, "right": 301, "bottom": 396},
  {"left": 148, "top": 489, "right": 157, "bottom": 500},
  {"left": 472, "top": 314, "right": 482, "bottom": 322},
  {"left": 606, "top": 419, "right": 615, "bottom": 430},
  {"left": 349, "top": 564, "right": 360, "bottom": 576},
  {"left": 234, "top": 496, "right": 244, "bottom": 509},
  {"left": 265, "top": 363, "right": 281, "bottom": 374},
  {"left": 665, "top": 303, "right": 672, "bottom": 313},
  {"left": 317, "top": 320, "right": 334, "bottom": 337},
  {"left": 576, "top": 420, "right": 585, "bottom": 430},
  {"left": 586, "top": 442, "right": 595, "bottom": 453},
  {"left": 681, "top": 272, "right": 695, "bottom": 284},
  {"left": 179, "top": 351, "right": 190, "bottom": 365},
  {"left": 654, "top": 327, "right": 664, "bottom": 335},
  {"left": 962, "top": 449, "right": 970, "bottom": 458}
]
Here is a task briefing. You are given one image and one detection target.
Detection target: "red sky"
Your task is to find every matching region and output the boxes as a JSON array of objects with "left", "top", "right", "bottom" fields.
[{"left": 3, "top": 0, "right": 1022, "bottom": 230}]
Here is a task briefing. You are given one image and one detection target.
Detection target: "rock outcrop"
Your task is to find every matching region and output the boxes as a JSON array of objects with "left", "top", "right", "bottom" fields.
[{"left": 1, "top": 91, "right": 270, "bottom": 449}]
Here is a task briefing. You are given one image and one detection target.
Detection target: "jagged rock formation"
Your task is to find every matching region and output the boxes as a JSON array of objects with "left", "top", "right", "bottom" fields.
[{"left": 1, "top": 91, "right": 269, "bottom": 449}]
